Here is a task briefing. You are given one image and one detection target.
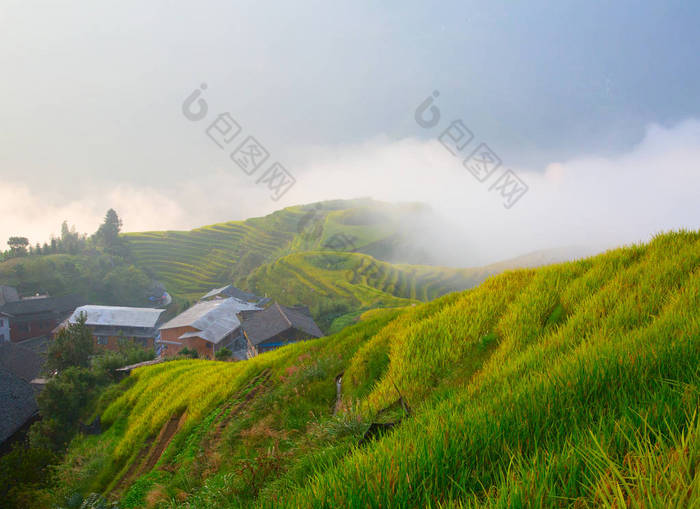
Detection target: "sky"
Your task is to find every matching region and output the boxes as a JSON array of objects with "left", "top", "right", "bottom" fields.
[{"left": 1, "top": 1, "right": 699, "bottom": 264}]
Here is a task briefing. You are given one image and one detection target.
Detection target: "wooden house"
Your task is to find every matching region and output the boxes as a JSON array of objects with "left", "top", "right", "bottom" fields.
[
  {"left": 60, "top": 305, "right": 166, "bottom": 351},
  {"left": 0, "top": 343, "right": 44, "bottom": 452},
  {"left": 242, "top": 302, "right": 323, "bottom": 357},
  {"left": 0, "top": 295, "right": 83, "bottom": 342},
  {"left": 158, "top": 298, "right": 262, "bottom": 359}
]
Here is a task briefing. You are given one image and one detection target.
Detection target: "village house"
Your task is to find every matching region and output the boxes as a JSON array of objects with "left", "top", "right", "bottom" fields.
[
  {"left": 158, "top": 297, "right": 262, "bottom": 359},
  {"left": 0, "top": 342, "right": 44, "bottom": 452},
  {"left": 0, "top": 285, "right": 19, "bottom": 307},
  {"left": 242, "top": 302, "right": 323, "bottom": 358},
  {"left": 0, "top": 295, "right": 84, "bottom": 343},
  {"left": 60, "top": 305, "right": 165, "bottom": 351},
  {"left": 0, "top": 312, "right": 10, "bottom": 343}
]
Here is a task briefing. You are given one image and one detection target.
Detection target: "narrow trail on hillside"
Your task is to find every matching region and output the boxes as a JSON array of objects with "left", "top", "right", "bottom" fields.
[
  {"left": 114, "top": 369, "right": 273, "bottom": 497},
  {"left": 114, "top": 411, "right": 186, "bottom": 496},
  {"left": 197, "top": 368, "right": 272, "bottom": 463},
  {"left": 142, "top": 412, "right": 187, "bottom": 473}
]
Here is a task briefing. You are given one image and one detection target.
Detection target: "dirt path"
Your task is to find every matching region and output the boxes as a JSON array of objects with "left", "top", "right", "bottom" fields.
[
  {"left": 207, "top": 368, "right": 271, "bottom": 447},
  {"left": 142, "top": 412, "right": 187, "bottom": 473},
  {"left": 113, "top": 369, "right": 272, "bottom": 496},
  {"left": 113, "top": 411, "right": 185, "bottom": 496}
]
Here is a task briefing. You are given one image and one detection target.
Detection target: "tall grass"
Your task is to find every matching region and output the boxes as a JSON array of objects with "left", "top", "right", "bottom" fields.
[{"left": 43, "top": 230, "right": 700, "bottom": 508}]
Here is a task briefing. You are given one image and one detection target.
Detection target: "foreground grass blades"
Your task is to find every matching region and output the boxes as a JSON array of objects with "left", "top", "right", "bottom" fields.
[{"left": 44, "top": 230, "right": 700, "bottom": 508}]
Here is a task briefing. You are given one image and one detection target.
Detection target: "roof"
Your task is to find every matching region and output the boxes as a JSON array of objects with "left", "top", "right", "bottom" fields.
[
  {"left": 242, "top": 302, "right": 323, "bottom": 346},
  {"left": 115, "top": 358, "right": 165, "bottom": 372},
  {"left": 0, "top": 343, "right": 44, "bottom": 382},
  {"left": 0, "top": 368, "right": 38, "bottom": 444},
  {"left": 16, "top": 335, "right": 50, "bottom": 356},
  {"left": 0, "top": 295, "right": 83, "bottom": 317},
  {"left": 160, "top": 298, "right": 261, "bottom": 344},
  {"left": 0, "top": 286, "right": 19, "bottom": 307},
  {"left": 200, "top": 285, "right": 263, "bottom": 303},
  {"left": 69, "top": 305, "right": 165, "bottom": 328}
]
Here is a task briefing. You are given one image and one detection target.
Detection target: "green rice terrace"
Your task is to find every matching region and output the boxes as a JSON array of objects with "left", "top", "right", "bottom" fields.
[
  {"left": 33, "top": 230, "right": 700, "bottom": 507},
  {"left": 122, "top": 199, "right": 436, "bottom": 304}
]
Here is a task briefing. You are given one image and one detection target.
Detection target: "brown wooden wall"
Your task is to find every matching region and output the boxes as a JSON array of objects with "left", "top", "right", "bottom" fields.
[
  {"left": 159, "top": 326, "right": 216, "bottom": 359},
  {"left": 10, "top": 318, "right": 61, "bottom": 342}
]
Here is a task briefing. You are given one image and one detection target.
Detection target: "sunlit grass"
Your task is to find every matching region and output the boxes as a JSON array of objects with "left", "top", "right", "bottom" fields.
[{"left": 47, "top": 230, "right": 700, "bottom": 508}]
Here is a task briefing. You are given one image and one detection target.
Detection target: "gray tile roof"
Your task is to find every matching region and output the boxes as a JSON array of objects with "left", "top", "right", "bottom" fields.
[
  {"left": 242, "top": 302, "right": 323, "bottom": 346},
  {"left": 0, "top": 343, "right": 44, "bottom": 382},
  {"left": 0, "top": 368, "right": 38, "bottom": 444},
  {"left": 0, "top": 286, "right": 19, "bottom": 307},
  {"left": 0, "top": 295, "right": 82, "bottom": 317},
  {"left": 200, "top": 285, "right": 263, "bottom": 303},
  {"left": 68, "top": 305, "right": 165, "bottom": 328},
  {"left": 160, "top": 298, "right": 261, "bottom": 344}
]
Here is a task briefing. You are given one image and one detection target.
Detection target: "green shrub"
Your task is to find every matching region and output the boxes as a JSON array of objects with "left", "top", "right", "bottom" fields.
[{"left": 215, "top": 347, "right": 232, "bottom": 361}]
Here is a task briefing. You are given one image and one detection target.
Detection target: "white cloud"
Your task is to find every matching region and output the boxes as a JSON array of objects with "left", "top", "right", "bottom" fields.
[{"left": 2, "top": 120, "right": 699, "bottom": 266}]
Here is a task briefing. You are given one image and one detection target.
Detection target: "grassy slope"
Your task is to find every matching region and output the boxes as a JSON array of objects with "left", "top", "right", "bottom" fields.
[
  {"left": 46, "top": 230, "right": 700, "bottom": 508},
  {"left": 246, "top": 251, "right": 495, "bottom": 332},
  {"left": 122, "top": 199, "right": 439, "bottom": 305}
]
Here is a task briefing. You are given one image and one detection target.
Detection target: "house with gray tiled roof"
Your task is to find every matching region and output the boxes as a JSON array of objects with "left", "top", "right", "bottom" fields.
[
  {"left": 242, "top": 302, "right": 323, "bottom": 358},
  {"left": 158, "top": 298, "right": 262, "bottom": 360},
  {"left": 0, "top": 343, "right": 44, "bottom": 449}
]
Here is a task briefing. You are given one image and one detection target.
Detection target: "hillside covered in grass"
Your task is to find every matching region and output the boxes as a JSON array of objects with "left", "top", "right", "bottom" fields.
[
  {"left": 0, "top": 199, "right": 582, "bottom": 329},
  {"left": 122, "top": 199, "right": 436, "bottom": 303},
  {"left": 246, "top": 251, "right": 497, "bottom": 332},
  {"left": 33, "top": 230, "right": 700, "bottom": 508}
]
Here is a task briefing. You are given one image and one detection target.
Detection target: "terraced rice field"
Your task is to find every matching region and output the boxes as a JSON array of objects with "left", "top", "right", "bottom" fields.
[{"left": 48, "top": 230, "right": 700, "bottom": 508}]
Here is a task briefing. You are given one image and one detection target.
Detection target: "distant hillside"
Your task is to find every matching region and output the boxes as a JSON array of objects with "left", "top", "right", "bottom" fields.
[
  {"left": 0, "top": 199, "right": 594, "bottom": 329},
  {"left": 122, "top": 199, "right": 590, "bottom": 325},
  {"left": 246, "top": 251, "right": 495, "bottom": 332},
  {"left": 32, "top": 230, "right": 700, "bottom": 508},
  {"left": 122, "top": 199, "right": 436, "bottom": 303}
]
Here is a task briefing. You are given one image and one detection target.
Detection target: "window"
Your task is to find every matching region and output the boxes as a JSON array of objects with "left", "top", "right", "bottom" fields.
[
  {"left": 0, "top": 333, "right": 4, "bottom": 342},
  {"left": 97, "top": 336, "right": 108, "bottom": 345},
  {"left": 0, "top": 319, "right": 4, "bottom": 326}
]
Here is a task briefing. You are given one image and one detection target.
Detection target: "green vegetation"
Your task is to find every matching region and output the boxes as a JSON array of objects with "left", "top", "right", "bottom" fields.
[
  {"left": 0, "top": 319, "right": 155, "bottom": 508},
  {"left": 247, "top": 251, "right": 491, "bottom": 331},
  {"left": 0, "top": 212, "right": 160, "bottom": 306},
  {"left": 47, "top": 314, "right": 95, "bottom": 372},
  {"left": 0, "top": 200, "right": 545, "bottom": 326},
  {"left": 22, "top": 230, "right": 699, "bottom": 508},
  {"left": 215, "top": 348, "right": 233, "bottom": 361},
  {"left": 121, "top": 199, "right": 441, "bottom": 304}
]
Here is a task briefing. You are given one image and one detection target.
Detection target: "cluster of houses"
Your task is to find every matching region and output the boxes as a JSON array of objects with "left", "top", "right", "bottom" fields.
[
  {"left": 0, "top": 283, "right": 324, "bottom": 448},
  {"left": 0, "top": 284, "right": 323, "bottom": 361}
]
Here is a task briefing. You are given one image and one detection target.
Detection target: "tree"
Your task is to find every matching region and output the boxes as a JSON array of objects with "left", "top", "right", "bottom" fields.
[
  {"left": 178, "top": 347, "right": 198, "bottom": 358},
  {"left": 215, "top": 347, "right": 232, "bottom": 361},
  {"left": 94, "top": 209, "right": 123, "bottom": 251},
  {"left": 7, "top": 236, "right": 29, "bottom": 257},
  {"left": 60, "top": 221, "right": 86, "bottom": 254},
  {"left": 46, "top": 313, "right": 94, "bottom": 372}
]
